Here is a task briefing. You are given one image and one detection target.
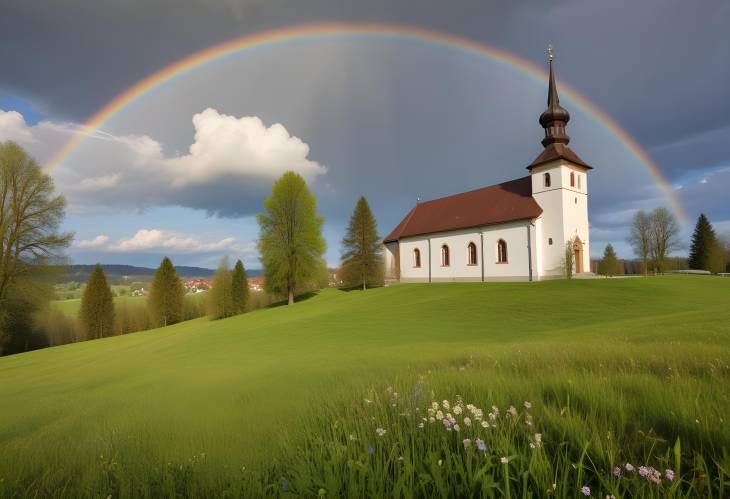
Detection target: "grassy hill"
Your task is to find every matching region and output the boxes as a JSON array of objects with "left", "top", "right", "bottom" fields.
[
  {"left": 1, "top": 277, "right": 729, "bottom": 497},
  {"left": 50, "top": 294, "right": 147, "bottom": 316}
]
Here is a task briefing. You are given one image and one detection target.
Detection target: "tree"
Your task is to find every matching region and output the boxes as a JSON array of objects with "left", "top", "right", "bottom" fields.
[
  {"left": 0, "top": 142, "right": 72, "bottom": 353},
  {"left": 207, "top": 257, "right": 234, "bottom": 320},
  {"left": 627, "top": 210, "right": 652, "bottom": 275},
  {"left": 597, "top": 243, "right": 622, "bottom": 277},
  {"left": 148, "top": 256, "right": 185, "bottom": 327},
  {"left": 257, "top": 172, "right": 326, "bottom": 305},
  {"left": 563, "top": 238, "right": 575, "bottom": 279},
  {"left": 340, "top": 196, "right": 383, "bottom": 290},
  {"left": 707, "top": 235, "right": 729, "bottom": 274},
  {"left": 649, "top": 207, "right": 680, "bottom": 274},
  {"left": 688, "top": 214, "right": 717, "bottom": 271},
  {"left": 231, "top": 259, "right": 249, "bottom": 314},
  {"left": 78, "top": 264, "right": 115, "bottom": 339}
]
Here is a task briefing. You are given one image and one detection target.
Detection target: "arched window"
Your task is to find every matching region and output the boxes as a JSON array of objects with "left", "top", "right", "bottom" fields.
[
  {"left": 467, "top": 242, "right": 478, "bottom": 265},
  {"left": 570, "top": 171, "right": 575, "bottom": 187},
  {"left": 497, "top": 239, "right": 508, "bottom": 263},
  {"left": 544, "top": 172, "right": 551, "bottom": 188},
  {"left": 577, "top": 175, "right": 581, "bottom": 189},
  {"left": 441, "top": 245, "right": 450, "bottom": 267},
  {"left": 413, "top": 248, "right": 421, "bottom": 268}
]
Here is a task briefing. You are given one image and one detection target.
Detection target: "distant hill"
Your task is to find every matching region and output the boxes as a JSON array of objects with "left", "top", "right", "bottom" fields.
[{"left": 55, "top": 264, "right": 261, "bottom": 282}]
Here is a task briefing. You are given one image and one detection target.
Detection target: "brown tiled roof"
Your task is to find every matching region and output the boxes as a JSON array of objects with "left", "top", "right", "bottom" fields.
[
  {"left": 527, "top": 143, "right": 592, "bottom": 170},
  {"left": 384, "top": 176, "right": 542, "bottom": 243}
]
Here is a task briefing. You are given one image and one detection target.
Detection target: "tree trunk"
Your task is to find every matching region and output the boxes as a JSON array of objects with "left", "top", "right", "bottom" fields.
[
  {"left": 288, "top": 283, "right": 294, "bottom": 305},
  {"left": 362, "top": 281, "right": 366, "bottom": 291}
]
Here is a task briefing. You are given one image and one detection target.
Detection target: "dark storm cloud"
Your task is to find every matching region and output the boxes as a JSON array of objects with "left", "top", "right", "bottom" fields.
[{"left": 2, "top": 0, "right": 729, "bottom": 176}]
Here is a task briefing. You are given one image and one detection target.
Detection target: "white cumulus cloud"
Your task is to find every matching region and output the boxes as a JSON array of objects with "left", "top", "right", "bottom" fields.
[{"left": 75, "top": 229, "right": 252, "bottom": 255}]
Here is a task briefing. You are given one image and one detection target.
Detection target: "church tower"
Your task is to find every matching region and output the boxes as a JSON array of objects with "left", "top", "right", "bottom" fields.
[{"left": 529, "top": 46, "right": 592, "bottom": 277}]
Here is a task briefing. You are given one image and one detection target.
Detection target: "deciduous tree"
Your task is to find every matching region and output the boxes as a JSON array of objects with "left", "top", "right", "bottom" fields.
[
  {"left": 257, "top": 172, "right": 326, "bottom": 305},
  {"left": 148, "top": 256, "right": 185, "bottom": 326},
  {"left": 627, "top": 210, "right": 652, "bottom": 275},
  {"left": 649, "top": 207, "right": 680, "bottom": 274},
  {"left": 340, "top": 196, "right": 383, "bottom": 290},
  {"left": 79, "top": 264, "right": 115, "bottom": 339}
]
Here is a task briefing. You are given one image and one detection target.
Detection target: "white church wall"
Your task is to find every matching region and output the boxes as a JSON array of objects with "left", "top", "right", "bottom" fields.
[
  {"left": 481, "top": 221, "right": 534, "bottom": 280},
  {"left": 398, "top": 238, "right": 431, "bottom": 282},
  {"left": 383, "top": 242, "right": 399, "bottom": 282},
  {"left": 429, "top": 229, "right": 483, "bottom": 282}
]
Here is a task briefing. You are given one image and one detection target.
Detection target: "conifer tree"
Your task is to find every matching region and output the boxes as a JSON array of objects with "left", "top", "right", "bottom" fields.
[
  {"left": 688, "top": 213, "right": 717, "bottom": 271},
  {"left": 207, "top": 257, "right": 234, "bottom": 320},
  {"left": 231, "top": 259, "right": 249, "bottom": 314},
  {"left": 340, "top": 196, "right": 383, "bottom": 290},
  {"left": 257, "top": 172, "right": 326, "bottom": 305},
  {"left": 597, "top": 243, "right": 622, "bottom": 277},
  {"left": 148, "top": 256, "right": 185, "bottom": 327},
  {"left": 79, "top": 264, "right": 115, "bottom": 339}
]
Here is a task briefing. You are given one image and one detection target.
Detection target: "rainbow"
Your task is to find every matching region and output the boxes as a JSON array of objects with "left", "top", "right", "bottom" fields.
[{"left": 47, "top": 22, "right": 688, "bottom": 223}]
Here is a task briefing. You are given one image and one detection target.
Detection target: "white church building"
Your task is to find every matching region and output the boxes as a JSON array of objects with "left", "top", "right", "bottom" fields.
[{"left": 383, "top": 53, "right": 592, "bottom": 283}]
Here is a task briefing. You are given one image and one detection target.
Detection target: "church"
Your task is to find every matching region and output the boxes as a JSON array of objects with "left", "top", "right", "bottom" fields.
[{"left": 383, "top": 53, "right": 592, "bottom": 282}]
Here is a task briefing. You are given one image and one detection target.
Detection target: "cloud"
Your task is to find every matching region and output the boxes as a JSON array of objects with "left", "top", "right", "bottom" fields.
[
  {"left": 76, "top": 234, "right": 110, "bottom": 249},
  {"left": 75, "top": 229, "right": 253, "bottom": 254},
  {"left": 0, "top": 108, "right": 326, "bottom": 217}
]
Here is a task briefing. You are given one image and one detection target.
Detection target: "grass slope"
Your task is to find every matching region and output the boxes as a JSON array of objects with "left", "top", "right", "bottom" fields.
[{"left": 1, "top": 277, "right": 729, "bottom": 496}]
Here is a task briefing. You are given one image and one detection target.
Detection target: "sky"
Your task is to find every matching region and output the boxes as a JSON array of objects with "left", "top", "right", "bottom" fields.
[{"left": 1, "top": 0, "right": 729, "bottom": 269}]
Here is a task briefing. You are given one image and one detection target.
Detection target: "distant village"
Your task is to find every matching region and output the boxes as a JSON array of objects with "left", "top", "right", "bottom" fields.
[{"left": 130, "top": 276, "right": 265, "bottom": 297}]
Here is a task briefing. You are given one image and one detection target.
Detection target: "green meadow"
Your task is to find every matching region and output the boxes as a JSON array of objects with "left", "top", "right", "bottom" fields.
[{"left": 1, "top": 276, "right": 729, "bottom": 497}]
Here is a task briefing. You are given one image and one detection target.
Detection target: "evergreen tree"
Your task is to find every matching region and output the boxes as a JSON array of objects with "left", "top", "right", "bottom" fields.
[
  {"left": 207, "top": 257, "right": 234, "bottom": 320},
  {"left": 78, "top": 264, "right": 115, "bottom": 339},
  {"left": 597, "top": 243, "right": 622, "bottom": 277},
  {"left": 257, "top": 172, "right": 326, "bottom": 305},
  {"left": 148, "top": 256, "right": 185, "bottom": 327},
  {"left": 231, "top": 259, "right": 249, "bottom": 314},
  {"left": 688, "top": 213, "right": 717, "bottom": 271},
  {"left": 340, "top": 196, "right": 384, "bottom": 290}
]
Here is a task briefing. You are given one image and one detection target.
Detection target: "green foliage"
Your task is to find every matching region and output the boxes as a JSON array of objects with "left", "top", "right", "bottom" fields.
[
  {"left": 207, "top": 257, "right": 235, "bottom": 320},
  {"left": 598, "top": 243, "right": 622, "bottom": 276},
  {"left": 628, "top": 208, "right": 681, "bottom": 274},
  {"left": 0, "top": 142, "right": 72, "bottom": 354},
  {"left": 628, "top": 210, "right": 652, "bottom": 275},
  {"left": 340, "top": 196, "right": 384, "bottom": 290},
  {"left": 688, "top": 214, "right": 717, "bottom": 271},
  {"left": 231, "top": 259, "right": 249, "bottom": 314},
  {"left": 78, "top": 264, "right": 115, "bottom": 339},
  {"left": 563, "top": 239, "right": 574, "bottom": 279},
  {"left": 1, "top": 278, "right": 729, "bottom": 496},
  {"left": 148, "top": 256, "right": 185, "bottom": 327},
  {"left": 257, "top": 171, "right": 326, "bottom": 304}
]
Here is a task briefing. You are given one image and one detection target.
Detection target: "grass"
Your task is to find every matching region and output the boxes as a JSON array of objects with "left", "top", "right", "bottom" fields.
[{"left": 1, "top": 276, "right": 729, "bottom": 497}]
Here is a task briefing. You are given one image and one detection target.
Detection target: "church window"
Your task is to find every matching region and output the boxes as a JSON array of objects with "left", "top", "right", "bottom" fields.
[
  {"left": 467, "top": 242, "right": 478, "bottom": 265},
  {"left": 577, "top": 175, "right": 581, "bottom": 189},
  {"left": 497, "top": 239, "right": 508, "bottom": 263},
  {"left": 441, "top": 245, "right": 450, "bottom": 267},
  {"left": 544, "top": 173, "right": 551, "bottom": 188},
  {"left": 570, "top": 171, "right": 575, "bottom": 187},
  {"left": 549, "top": 238, "right": 553, "bottom": 245},
  {"left": 413, "top": 248, "right": 421, "bottom": 268}
]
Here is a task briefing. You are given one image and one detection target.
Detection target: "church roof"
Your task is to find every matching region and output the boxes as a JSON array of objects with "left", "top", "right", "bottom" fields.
[
  {"left": 527, "top": 143, "right": 592, "bottom": 170},
  {"left": 383, "top": 176, "right": 542, "bottom": 243}
]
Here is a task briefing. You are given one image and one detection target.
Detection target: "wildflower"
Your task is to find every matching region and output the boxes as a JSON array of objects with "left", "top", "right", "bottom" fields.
[
  {"left": 463, "top": 439, "right": 471, "bottom": 449},
  {"left": 438, "top": 459, "right": 443, "bottom": 466},
  {"left": 376, "top": 428, "right": 386, "bottom": 437},
  {"left": 463, "top": 417, "right": 472, "bottom": 427},
  {"left": 481, "top": 421, "right": 489, "bottom": 428},
  {"left": 533, "top": 433, "right": 542, "bottom": 446},
  {"left": 349, "top": 434, "right": 357, "bottom": 441},
  {"left": 508, "top": 406, "right": 518, "bottom": 417},
  {"left": 442, "top": 418, "right": 452, "bottom": 429},
  {"left": 435, "top": 410, "right": 444, "bottom": 421},
  {"left": 500, "top": 457, "right": 509, "bottom": 464},
  {"left": 647, "top": 467, "right": 662, "bottom": 484},
  {"left": 638, "top": 466, "right": 648, "bottom": 477},
  {"left": 580, "top": 485, "right": 590, "bottom": 496},
  {"left": 605, "top": 496, "right": 616, "bottom": 499},
  {"left": 475, "top": 438, "right": 487, "bottom": 453},
  {"left": 431, "top": 401, "right": 439, "bottom": 411},
  {"left": 613, "top": 466, "right": 622, "bottom": 477},
  {"left": 625, "top": 463, "right": 634, "bottom": 472},
  {"left": 429, "top": 417, "right": 435, "bottom": 423},
  {"left": 453, "top": 424, "right": 460, "bottom": 432},
  {"left": 665, "top": 469, "right": 675, "bottom": 481},
  {"left": 524, "top": 401, "right": 532, "bottom": 409},
  {"left": 442, "top": 400, "right": 450, "bottom": 410},
  {"left": 364, "top": 398, "right": 373, "bottom": 405},
  {"left": 525, "top": 414, "right": 534, "bottom": 426},
  {"left": 454, "top": 405, "right": 463, "bottom": 415},
  {"left": 398, "top": 456, "right": 404, "bottom": 461}
]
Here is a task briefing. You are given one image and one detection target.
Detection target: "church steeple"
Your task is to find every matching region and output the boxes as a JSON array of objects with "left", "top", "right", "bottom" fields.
[{"left": 539, "top": 45, "right": 571, "bottom": 147}]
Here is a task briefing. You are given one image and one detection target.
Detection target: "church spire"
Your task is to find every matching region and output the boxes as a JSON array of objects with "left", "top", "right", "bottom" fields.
[{"left": 539, "top": 45, "right": 571, "bottom": 147}]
